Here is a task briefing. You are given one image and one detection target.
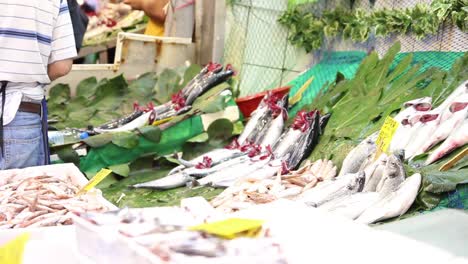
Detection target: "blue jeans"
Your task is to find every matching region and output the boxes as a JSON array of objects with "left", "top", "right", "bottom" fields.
[{"left": 0, "top": 111, "right": 45, "bottom": 169}]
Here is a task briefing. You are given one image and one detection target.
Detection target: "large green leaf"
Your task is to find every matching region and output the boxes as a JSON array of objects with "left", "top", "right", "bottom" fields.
[
  {"left": 109, "top": 163, "right": 131, "bottom": 177},
  {"left": 207, "top": 118, "right": 234, "bottom": 141},
  {"left": 76, "top": 77, "right": 98, "bottom": 99},
  {"left": 83, "top": 133, "right": 113, "bottom": 148},
  {"left": 154, "top": 69, "right": 182, "bottom": 104},
  {"left": 112, "top": 132, "right": 139, "bottom": 149},
  {"left": 137, "top": 126, "right": 162, "bottom": 143},
  {"left": 48, "top": 84, "right": 71, "bottom": 104}
]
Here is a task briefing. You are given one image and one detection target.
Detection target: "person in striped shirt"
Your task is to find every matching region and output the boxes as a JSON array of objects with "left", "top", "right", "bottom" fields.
[{"left": 0, "top": 0, "right": 77, "bottom": 169}]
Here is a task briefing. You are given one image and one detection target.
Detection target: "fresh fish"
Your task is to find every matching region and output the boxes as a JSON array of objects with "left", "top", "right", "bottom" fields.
[
  {"left": 375, "top": 153, "right": 405, "bottom": 196},
  {"left": 185, "top": 155, "right": 251, "bottom": 177},
  {"left": 437, "top": 81, "right": 468, "bottom": 122},
  {"left": 338, "top": 133, "right": 378, "bottom": 177},
  {"left": 185, "top": 69, "right": 234, "bottom": 106},
  {"left": 273, "top": 128, "right": 302, "bottom": 158},
  {"left": 95, "top": 109, "right": 144, "bottom": 131},
  {"left": 197, "top": 158, "right": 271, "bottom": 187},
  {"left": 404, "top": 111, "right": 441, "bottom": 159},
  {"left": 425, "top": 118, "right": 468, "bottom": 165},
  {"left": 298, "top": 172, "right": 365, "bottom": 207},
  {"left": 286, "top": 111, "right": 320, "bottom": 170},
  {"left": 321, "top": 192, "right": 380, "bottom": 220},
  {"left": 420, "top": 97, "right": 468, "bottom": 153},
  {"left": 356, "top": 173, "right": 422, "bottom": 224},
  {"left": 132, "top": 172, "right": 192, "bottom": 190},
  {"left": 402, "top": 97, "right": 432, "bottom": 112},
  {"left": 362, "top": 154, "right": 387, "bottom": 192},
  {"left": 94, "top": 111, "right": 152, "bottom": 133},
  {"left": 319, "top": 113, "right": 332, "bottom": 135},
  {"left": 237, "top": 105, "right": 270, "bottom": 145},
  {"left": 259, "top": 113, "right": 285, "bottom": 147},
  {"left": 168, "top": 148, "right": 243, "bottom": 175}
]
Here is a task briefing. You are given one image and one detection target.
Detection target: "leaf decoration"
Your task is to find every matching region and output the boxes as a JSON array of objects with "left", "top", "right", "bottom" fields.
[{"left": 137, "top": 126, "right": 162, "bottom": 143}]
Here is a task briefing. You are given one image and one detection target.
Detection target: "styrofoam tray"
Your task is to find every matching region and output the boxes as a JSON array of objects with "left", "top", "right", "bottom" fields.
[{"left": 0, "top": 163, "right": 117, "bottom": 240}]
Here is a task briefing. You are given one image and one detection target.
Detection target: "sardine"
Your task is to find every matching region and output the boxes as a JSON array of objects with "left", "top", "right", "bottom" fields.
[
  {"left": 425, "top": 119, "right": 468, "bottom": 165},
  {"left": 338, "top": 133, "right": 378, "bottom": 177},
  {"left": 298, "top": 172, "right": 365, "bottom": 207},
  {"left": 132, "top": 172, "right": 192, "bottom": 189},
  {"left": 356, "top": 173, "right": 422, "bottom": 224}
]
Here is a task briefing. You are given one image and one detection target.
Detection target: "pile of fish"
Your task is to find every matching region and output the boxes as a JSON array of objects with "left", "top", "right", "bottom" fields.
[
  {"left": 133, "top": 92, "right": 331, "bottom": 190},
  {"left": 296, "top": 131, "right": 422, "bottom": 224},
  {"left": 211, "top": 159, "right": 337, "bottom": 213},
  {"left": 389, "top": 80, "right": 468, "bottom": 164},
  {"left": 92, "top": 63, "right": 234, "bottom": 134},
  {"left": 0, "top": 173, "right": 111, "bottom": 229},
  {"left": 76, "top": 207, "right": 286, "bottom": 263}
]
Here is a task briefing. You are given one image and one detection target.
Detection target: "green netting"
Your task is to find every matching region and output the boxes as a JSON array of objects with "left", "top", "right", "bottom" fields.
[
  {"left": 392, "top": 51, "right": 466, "bottom": 72},
  {"left": 287, "top": 51, "right": 367, "bottom": 115}
]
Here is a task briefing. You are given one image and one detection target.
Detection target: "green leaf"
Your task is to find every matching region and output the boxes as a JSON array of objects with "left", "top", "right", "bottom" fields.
[
  {"left": 76, "top": 77, "right": 98, "bottom": 99},
  {"left": 207, "top": 118, "right": 234, "bottom": 141},
  {"left": 187, "top": 132, "right": 209, "bottom": 143},
  {"left": 55, "top": 145, "right": 80, "bottom": 166},
  {"left": 154, "top": 69, "right": 182, "bottom": 104},
  {"left": 137, "top": 126, "right": 162, "bottom": 142},
  {"left": 181, "top": 64, "right": 202, "bottom": 88},
  {"left": 48, "top": 84, "right": 71, "bottom": 104},
  {"left": 83, "top": 133, "right": 113, "bottom": 148},
  {"left": 109, "top": 163, "right": 130, "bottom": 177},
  {"left": 112, "top": 132, "right": 139, "bottom": 149}
]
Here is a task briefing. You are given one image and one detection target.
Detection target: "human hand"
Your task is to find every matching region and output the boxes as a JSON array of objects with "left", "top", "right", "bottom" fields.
[{"left": 123, "top": 0, "right": 144, "bottom": 10}]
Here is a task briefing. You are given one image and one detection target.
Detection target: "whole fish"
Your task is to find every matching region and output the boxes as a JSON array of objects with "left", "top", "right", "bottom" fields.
[
  {"left": 184, "top": 155, "right": 251, "bottom": 177},
  {"left": 338, "top": 133, "right": 378, "bottom": 177},
  {"left": 237, "top": 105, "right": 270, "bottom": 145},
  {"left": 286, "top": 111, "right": 321, "bottom": 170},
  {"left": 132, "top": 172, "right": 192, "bottom": 190},
  {"left": 362, "top": 154, "right": 387, "bottom": 192},
  {"left": 425, "top": 118, "right": 468, "bottom": 165},
  {"left": 420, "top": 96, "right": 468, "bottom": 153},
  {"left": 273, "top": 128, "right": 302, "bottom": 158},
  {"left": 257, "top": 94, "right": 288, "bottom": 146},
  {"left": 321, "top": 192, "right": 380, "bottom": 220},
  {"left": 356, "top": 173, "right": 422, "bottom": 224},
  {"left": 168, "top": 148, "right": 244, "bottom": 175},
  {"left": 197, "top": 157, "right": 272, "bottom": 187},
  {"left": 319, "top": 113, "right": 332, "bottom": 135},
  {"left": 258, "top": 112, "right": 285, "bottom": 147},
  {"left": 375, "top": 154, "right": 405, "bottom": 196},
  {"left": 94, "top": 111, "right": 152, "bottom": 133},
  {"left": 185, "top": 69, "right": 234, "bottom": 106},
  {"left": 297, "top": 172, "right": 365, "bottom": 207},
  {"left": 404, "top": 111, "right": 441, "bottom": 159},
  {"left": 436, "top": 81, "right": 468, "bottom": 122}
]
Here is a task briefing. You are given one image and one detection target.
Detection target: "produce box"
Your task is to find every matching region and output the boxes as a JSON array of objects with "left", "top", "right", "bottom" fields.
[{"left": 0, "top": 163, "right": 116, "bottom": 240}]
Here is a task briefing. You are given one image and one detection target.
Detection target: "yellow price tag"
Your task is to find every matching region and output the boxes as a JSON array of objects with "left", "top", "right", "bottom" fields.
[
  {"left": 152, "top": 116, "right": 174, "bottom": 126},
  {"left": 77, "top": 169, "right": 112, "bottom": 195},
  {"left": 0, "top": 233, "right": 30, "bottom": 264},
  {"left": 375, "top": 116, "right": 399, "bottom": 159},
  {"left": 189, "top": 218, "right": 264, "bottom": 239}
]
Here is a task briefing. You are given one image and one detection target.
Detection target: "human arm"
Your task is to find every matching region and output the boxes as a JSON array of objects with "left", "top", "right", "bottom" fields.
[
  {"left": 47, "top": 59, "right": 73, "bottom": 81},
  {"left": 48, "top": 1, "right": 77, "bottom": 81},
  {"left": 123, "top": 0, "right": 169, "bottom": 23}
]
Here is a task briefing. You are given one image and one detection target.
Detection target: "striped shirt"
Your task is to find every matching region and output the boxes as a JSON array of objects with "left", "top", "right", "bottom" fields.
[{"left": 0, "top": 0, "right": 76, "bottom": 124}]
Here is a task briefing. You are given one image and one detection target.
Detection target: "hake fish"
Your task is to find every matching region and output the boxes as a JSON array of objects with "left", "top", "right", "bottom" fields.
[
  {"left": 355, "top": 173, "right": 422, "bottom": 224},
  {"left": 338, "top": 133, "right": 378, "bottom": 177}
]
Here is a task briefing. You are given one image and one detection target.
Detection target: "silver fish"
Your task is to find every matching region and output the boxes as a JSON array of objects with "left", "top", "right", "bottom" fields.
[
  {"left": 168, "top": 148, "right": 243, "bottom": 175},
  {"left": 237, "top": 105, "right": 269, "bottom": 145},
  {"left": 259, "top": 113, "right": 285, "bottom": 148},
  {"left": 362, "top": 154, "right": 388, "bottom": 192},
  {"left": 321, "top": 192, "right": 380, "bottom": 220},
  {"left": 273, "top": 128, "right": 302, "bottom": 158},
  {"left": 185, "top": 155, "right": 251, "bottom": 177},
  {"left": 298, "top": 172, "right": 365, "bottom": 207},
  {"left": 338, "top": 133, "right": 378, "bottom": 177},
  {"left": 404, "top": 111, "right": 441, "bottom": 160},
  {"left": 425, "top": 118, "right": 468, "bottom": 165},
  {"left": 356, "top": 173, "right": 422, "bottom": 224},
  {"left": 197, "top": 158, "right": 271, "bottom": 187},
  {"left": 420, "top": 98, "right": 468, "bottom": 153},
  {"left": 376, "top": 154, "right": 405, "bottom": 196},
  {"left": 133, "top": 172, "right": 192, "bottom": 190}
]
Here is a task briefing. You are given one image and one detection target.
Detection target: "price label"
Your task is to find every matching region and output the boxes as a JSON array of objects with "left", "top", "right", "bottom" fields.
[
  {"left": 375, "top": 116, "right": 399, "bottom": 159},
  {"left": 189, "top": 218, "right": 264, "bottom": 239},
  {"left": 77, "top": 169, "right": 112, "bottom": 195},
  {"left": 0, "top": 233, "right": 30, "bottom": 264}
]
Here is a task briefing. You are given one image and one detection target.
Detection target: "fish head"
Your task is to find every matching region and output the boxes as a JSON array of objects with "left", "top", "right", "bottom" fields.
[
  {"left": 403, "top": 97, "right": 432, "bottom": 111},
  {"left": 347, "top": 172, "right": 366, "bottom": 191},
  {"left": 384, "top": 155, "right": 405, "bottom": 178}
]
